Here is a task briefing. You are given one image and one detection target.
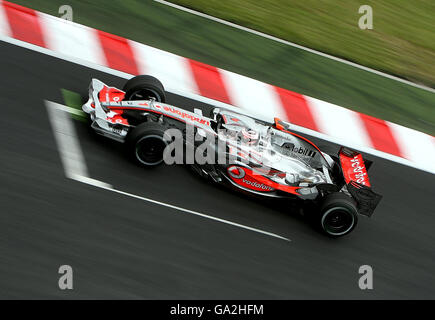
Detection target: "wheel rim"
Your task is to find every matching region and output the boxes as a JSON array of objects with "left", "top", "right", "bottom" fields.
[
  {"left": 135, "top": 135, "right": 167, "bottom": 165},
  {"left": 321, "top": 206, "right": 355, "bottom": 236},
  {"left": 129, "top": 88, "right": 162, "bottom": 101}
]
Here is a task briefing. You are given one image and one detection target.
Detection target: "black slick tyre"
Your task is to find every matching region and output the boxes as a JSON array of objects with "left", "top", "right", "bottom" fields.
[
  {"left": 318, "top": 192, "right": 358, "bottom": 237},
  {"left": 126, "top": 122, "right": 169, "bottom": 166},
  {"left": 123, "top": 75, "right": 166, "bottom": 102}
]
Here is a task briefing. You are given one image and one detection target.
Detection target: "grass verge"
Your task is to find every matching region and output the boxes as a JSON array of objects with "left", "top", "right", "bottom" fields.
[{"left": 61, "top": 88, "right": 86, "bottom": 122}]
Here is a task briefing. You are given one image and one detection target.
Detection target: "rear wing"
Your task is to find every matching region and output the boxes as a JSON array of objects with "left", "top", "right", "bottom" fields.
[
  {"left": 338, "top": 147, "right": 382, "bottom": 217},
  {"left": 339, "top": 147, "right": 371, "bottom": 187}
]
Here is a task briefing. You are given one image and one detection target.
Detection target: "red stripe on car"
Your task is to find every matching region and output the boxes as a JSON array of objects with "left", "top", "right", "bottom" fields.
[
  {"left": 359, "top": 113, "right": 403, "bottom": 157},
  {"left": 274, "top": 87, "right": 318, "bottom": 131},
  {"left": 3, "top": 1, "right": 46, "bottom": 47},
  {"left": 188, "top": 60, "right": 231, "bottom": 104},
  {"left": 97, "top": 30, "right": 139, "bottom": 75}
]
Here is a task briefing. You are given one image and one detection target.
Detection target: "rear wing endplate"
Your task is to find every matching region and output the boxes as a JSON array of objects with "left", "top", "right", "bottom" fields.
[{"left": 338, "top": 147, "right": 382, "bottom": 217}]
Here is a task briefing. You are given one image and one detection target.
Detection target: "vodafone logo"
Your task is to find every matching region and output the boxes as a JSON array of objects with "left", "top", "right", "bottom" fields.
[
  {"left": 227, "top": 165, "right": 245, "bottom": 179},
  {"left": 242, "top": 179, "right": 273, "bottom": 191},
  {"left": 227, "top": 166, "right": 274, "bottom": 192}
]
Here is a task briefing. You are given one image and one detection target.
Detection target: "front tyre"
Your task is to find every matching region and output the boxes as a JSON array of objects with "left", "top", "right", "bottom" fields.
[
  {"left": 126, "top": 122, "right": 168, "bottom": 166},
  {"left": 318, "top": 192, "right": 358, "bottom": 237},
  {"left": 123, "top": 75, "right": 166, "bottom": 102}
]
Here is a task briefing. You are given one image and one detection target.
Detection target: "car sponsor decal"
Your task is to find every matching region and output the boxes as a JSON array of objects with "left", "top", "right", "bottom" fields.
[
  {"left": 240, "top": 178, "right": 274, "bottom": 191},
  {"left": 290, "top": 145, "right": 317, "bottom": 158},
  {"left": 226, "top": 165, "right": 301, "bottom": 194},
  {"left": 161, "top": 105, "right": 210, "bottom": 126},
  {"left": 227, "top": 165, "right": 245, "bottom": 179},
  {"left": 273, "top": 126, "right": 327, "bottom": 163},
  {"left": 339, "top": 152, "right": 371, "bottom": 187},
  {"left": 227, "top": 165, "right": 274, "bottom": 191}
]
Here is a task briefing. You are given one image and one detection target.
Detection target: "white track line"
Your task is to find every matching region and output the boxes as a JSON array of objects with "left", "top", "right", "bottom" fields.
[
  {"left": 45, "top": 100, "right": 90, "bottom": 180},
  {"left": 46, "top": 100, "right": 290, "bottom": 242},
  {"left": 2, "top": 36, "right": 432, "bottom": 174},
  {"left": 75, "top": 176, "right": 291, "bottom": 242},
  {"left": 154, "top": 0, "right": 435, "bottom": 94},
  {"left": 52, "top": 102, "right": 86, "bottom": 116},
  {"left": 46, "top": 100, "right": 111, "bottom": 188}
]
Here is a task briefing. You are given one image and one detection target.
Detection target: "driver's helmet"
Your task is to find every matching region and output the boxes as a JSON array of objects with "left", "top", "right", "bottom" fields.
[{"left": 240, "top": 127, "right": 259, "bottom": 145}]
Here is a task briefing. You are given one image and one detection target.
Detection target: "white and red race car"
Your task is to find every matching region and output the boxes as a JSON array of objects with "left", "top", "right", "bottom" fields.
[{"left": 82, "top": 75, "right": 382, "bottom": 237}]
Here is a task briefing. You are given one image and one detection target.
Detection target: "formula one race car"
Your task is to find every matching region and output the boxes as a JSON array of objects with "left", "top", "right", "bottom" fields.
[{"left": 82, "top": 75, "right": 382, "bottom": 237}]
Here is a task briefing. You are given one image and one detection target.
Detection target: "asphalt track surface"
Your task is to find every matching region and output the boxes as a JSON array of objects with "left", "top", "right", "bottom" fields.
[{"left": 0, "top": 41, "right": 434, "bottom": 299}]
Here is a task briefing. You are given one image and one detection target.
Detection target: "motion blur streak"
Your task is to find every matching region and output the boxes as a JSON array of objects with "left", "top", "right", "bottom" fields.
[
  {"left": 97, "top": 30, "right": 139, "bottom": 76},
  {"left": 2, "top": 1, "right": 45, "bottom": 47},
  {"left": 45, "top": 101, "right": 89, "bottom": 180},
  {"left": 76, "top": 178, "right": 292, "bottom": 242},
  {"left": 153, "top": 0, "right": 435, "bottom": 94},
  {"left": 0, "top": 41, "right": 434, "bottom": 298},
  {"left": 0, "top": 0, "right": 433, "bottom": 174}
]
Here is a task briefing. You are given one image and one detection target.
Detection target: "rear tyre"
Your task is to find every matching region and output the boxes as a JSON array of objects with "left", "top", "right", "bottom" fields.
[
  {"left": 318, "top": 192, "right": 358, "bottom": 237},
  {"left": 126, "top": 122, "right": 168, "bottom": 166},
  {"left": 123, "top": 75, "right": 166, "bottom": 102}
]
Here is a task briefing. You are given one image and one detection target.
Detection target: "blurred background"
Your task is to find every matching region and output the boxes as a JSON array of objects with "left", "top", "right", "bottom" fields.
[
  {"left": 1, "top": 0, "right": 435, "bottom": 299},
  {"left": 14, "top": 0, "right": 435, "bottom": 134}
]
